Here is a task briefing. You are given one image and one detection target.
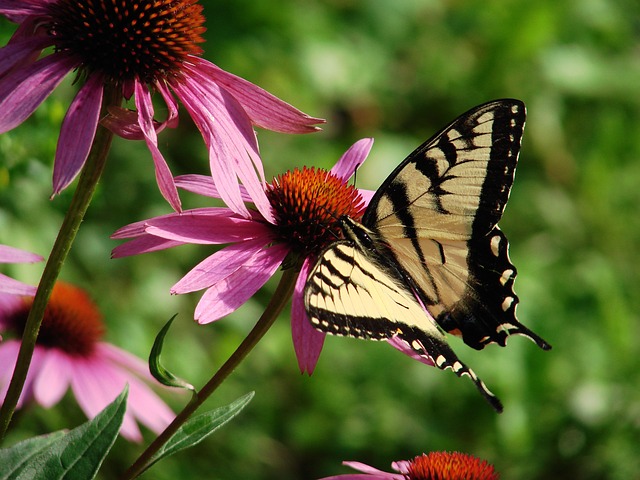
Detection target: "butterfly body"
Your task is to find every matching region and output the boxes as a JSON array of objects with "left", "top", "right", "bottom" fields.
[{"left": 304, "top": 99, "right": 550, "bottom": 412}]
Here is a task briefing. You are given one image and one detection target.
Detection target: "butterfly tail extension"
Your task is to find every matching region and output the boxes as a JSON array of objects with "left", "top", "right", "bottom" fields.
[{"left": 404, "top": 327, "right": 503, "bottom": 413}]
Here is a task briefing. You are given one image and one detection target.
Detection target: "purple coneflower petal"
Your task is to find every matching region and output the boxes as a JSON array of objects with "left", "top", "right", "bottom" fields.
[
  {"left": 101, "top": 81, "right": 180, "bottom": 140},
  {"left": 387, "top": 336, "right": 435, "bottom": 367},
  {"left": 96, "top": 344, "right": 174, "bottom": 436},
  {"left": 0, "top": 1, "right": 48, "bottom": 21},
  {"left": 33, "top": 349, "right": 72, "bottom": 407},
  {"left": 0, "top": 36, "right": 49, "bottom": 77},
  {"left": 0, "top": 274, "right": 37, "bottom": 296},
  {"left": 111, "top": 208, "right": 236, "bottom": 239},
  {"left": 172, "top": 238, "right": 268, "bottom": 294},
  {"left": 194, "top": 58, "right": 324, "bottom": 134},
  {"left": 330, "top": 138, "right": 374, "bottom": 181},
  {"left": 171, "top": 79, "right": 251, "bottom": 218},
  {"left": 52, "top": 73, "right": 103, "bottom": 194},
  {"left": 291, "top": 258, "right": 325, "bottom": 375},
  {"left": 173, "top": 73, "right": 274, "bottom": 221},
  {"left": 145, "top": 211, "right": 272, "bottom": 244},
  {"left": 175, "top": 174, "right": 253, "bottom": 203},
  {"left": 0, "top": 52, "right": 75, "bottom": 134},
  {"left": 0, "top": 341, "right": 21, "bottom": 403},
  {"left": 98, "top": 343, "right": 151, "bottom": 379},
  {"left": 0, "top": 245, "right": 42, "bottom": 263},
  {"left": 70, "top": 356, "right": 147, "bottom": 441},
  {"left": 194, "top": 243, "right": 288, "bottom": 324},
  {"left": 135, "top": 81, "right": 182, "bottom": 212},
  {"left": 111, "top": 236, "right": 183, "bottom": 258}
]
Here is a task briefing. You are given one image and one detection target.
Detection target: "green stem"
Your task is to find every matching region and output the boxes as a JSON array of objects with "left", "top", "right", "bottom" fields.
[
  {"left": 122, "top": 267, "right": 299, "bottom": 480},
  {"left": 0, "top": 88, "right": 120, "bottom": 443}
]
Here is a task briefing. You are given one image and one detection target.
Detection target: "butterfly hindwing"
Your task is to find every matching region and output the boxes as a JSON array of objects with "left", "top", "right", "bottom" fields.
[{"left": 304, "top": 231, "right": 503, "bottom": 412}]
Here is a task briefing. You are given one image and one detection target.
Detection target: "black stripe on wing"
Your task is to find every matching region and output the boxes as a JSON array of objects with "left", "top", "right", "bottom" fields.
[
  {"left": 437, "top": 227, "right": 551, "bottom": 351},
  {"left": 471, "top": 100, "right": 524, "bottom": 235}
]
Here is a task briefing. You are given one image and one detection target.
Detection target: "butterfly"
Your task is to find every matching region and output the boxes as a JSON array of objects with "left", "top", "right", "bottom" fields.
[{"left": 303, "top": 99, "right": 551, "bottom": 412}]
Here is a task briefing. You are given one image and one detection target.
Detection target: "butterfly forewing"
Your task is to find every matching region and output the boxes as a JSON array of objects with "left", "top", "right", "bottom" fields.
[{"left": 362, "top": 100, "right": 548, "bottom": 350}]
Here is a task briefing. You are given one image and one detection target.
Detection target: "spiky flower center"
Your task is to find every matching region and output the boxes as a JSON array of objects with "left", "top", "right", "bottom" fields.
[
  {"left": 405, "top": 452, "right": 499, "bottom": 480},
  {"left": 265, "top": 167, "right": 365, "bottom": 257},
  {"left": 6, "top": 282, "right": 105, "bottom": 356},
  {"left": 46, "top": 0, "right": 206, "bottom": 84}
]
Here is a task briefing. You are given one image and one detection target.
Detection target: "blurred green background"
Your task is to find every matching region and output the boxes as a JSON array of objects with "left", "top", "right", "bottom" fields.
[{"left": 2, "top": 0, "right": 640, "bottom": 478}]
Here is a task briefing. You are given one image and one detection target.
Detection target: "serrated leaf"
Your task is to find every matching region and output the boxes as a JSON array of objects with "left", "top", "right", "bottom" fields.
[
  {"left": 149, "top": 315, "right": 195, "bottom": 392},
  {"left": 0, "top": 386, "right": 127, "bottom": 480},
  {"left": 142, "top": 391, "right": 254, "bottom": 474}
]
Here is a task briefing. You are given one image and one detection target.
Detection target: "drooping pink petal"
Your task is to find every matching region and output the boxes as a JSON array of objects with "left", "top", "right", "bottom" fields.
[
  {"left": 96, "top": 344, "right": 174, "bottom": 435},
  {"left": 134, "top": 80, "right": 181, "bottom": 211},
  {"left": 194, "top": 243, "right": 289, "bottom": 324},
  {"left": 170, "top": 79, "right": 251, "bottom": 218},
  {"left": 145, "top": 211, "right": 272, "bottom": 244},
  {"left": 172, "top": 74, "right": 274, "bottom": 222},
  {"left": 52, "top": 73, "right": 103, "bottom": 194},
  {"left": 155, "top": 80, "right": 180, "bottom": 130},
  {"left": 98, "top": 343, "right": 153, "bottom": 380},
  {"left": 330, "top": 138, "right": 374, "bottom": 181},
  {"left": 70, "top": 356, "right": 143, "bottom": 442},
  {"left": 0, "top": 52, "right": 76, "bottom": 134},
  {"left": 171, "top": 238, "right": 268, "bottom": 294},
  {"left": 33, "top": 349, "right": 72, "bottom": 407},
  {"left": 0, "top": 274, "right": 37, "bottom": 296},
  {"left": 114, "top": 366, "right": 174, "bottom": 435},
  {"left": 101, "top": 81, "right": 180, "bottom": 139},
  {"left": 291, "top": 258, "right": 326, "bottom": 375},
  {"left": 192, "top": 58, "right": 325, "bottom": 134},
  {"left": 0, "top": 292, "right": 26, "bottom": 327},
  {"left": 0, "top": 340, "right": 21, "bottom": 404},
  {"left": 175, "top": 174, "right": 253, "bottom": 203}
]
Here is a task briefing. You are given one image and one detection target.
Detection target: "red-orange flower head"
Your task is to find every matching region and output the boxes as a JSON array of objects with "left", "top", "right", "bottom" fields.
[
  {"left": 7, "top": 282, "right": 105, "bottom": 356},
  {"left": 405, "top": 452, "right": 499, "bottom": 480},
  {"left": 266, "top": 166, "right": 366, "bottom": 258},
  {"left": 46, "top": 0, "right": 206, "bottom": 84}
]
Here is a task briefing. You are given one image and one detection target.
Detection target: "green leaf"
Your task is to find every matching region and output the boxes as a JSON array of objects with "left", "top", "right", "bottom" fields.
[
  {"left": 149, "top": 314, "right": 195, "bottom": 392},
  {"left": 0, "top": 386, "right": 127, "bottom": 480},
  {"left": 143, "top": 391, "right": 254, "bottom": 474},
  {"left": 0, "top": 432, "right": 65, "bottom": 479}
]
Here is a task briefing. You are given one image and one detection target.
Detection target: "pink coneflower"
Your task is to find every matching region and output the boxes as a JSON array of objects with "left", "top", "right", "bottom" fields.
[
  {"left": 0, "top": 244, "right": 43, "bottom": 296},
  {"left": 0, "top": 0, "right": 323, "bottom": 213},
  {"left": 0, "top": 281, "right": 175, "bottom": 442},
  {"left": 320, "top": 452, "right": 500, "bottom": 480},
  {"left": 112, "top": 139, "right": 376, "bottom": 374}
]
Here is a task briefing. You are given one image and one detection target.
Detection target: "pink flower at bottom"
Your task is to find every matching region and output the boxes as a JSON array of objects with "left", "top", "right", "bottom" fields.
[
  {"left": 319, "top": 452, "right": 499, "bottom": 480},
  {"left": 0, "top": 282, "right": 175, "bottom": 442},
  {"left": 0, "top": 244, "right": 43, "bottom": 296}
]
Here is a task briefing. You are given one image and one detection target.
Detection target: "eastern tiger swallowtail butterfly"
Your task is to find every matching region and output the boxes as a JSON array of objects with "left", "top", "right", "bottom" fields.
[{"left": 304, "top": 99, "right": 551, "bottom": 412}]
